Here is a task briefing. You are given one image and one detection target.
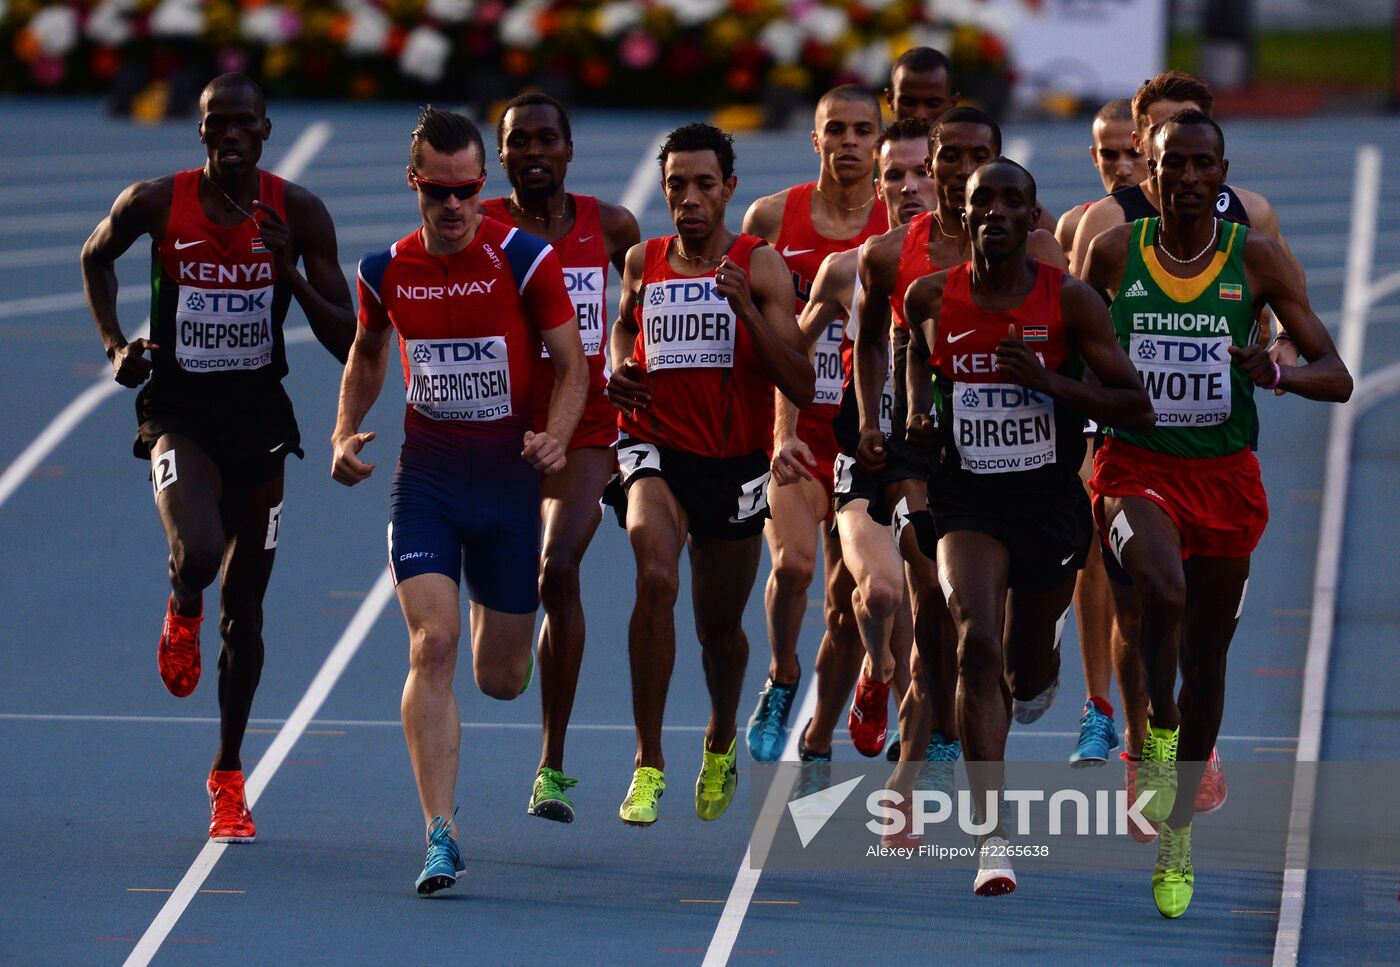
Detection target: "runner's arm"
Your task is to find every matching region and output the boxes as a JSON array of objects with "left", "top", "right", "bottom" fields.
[
  {"left": 600, "top": 200, "right": 642, "bottom": 277},
  {"left": 773, "top": 257, "right": 850, "bottom": 483},
  {"left": 80, "top": 178, "right": 167, "bottom": 385},
  {"left": 1029, "top": 228, "right": 1069, "bottom": 270},
  {"left": 1055, "top": 205, "right": 1086, "bottom": 257},
  {"left": 330, "top": 321, "right": 391, "bottom": 486},
  {"left": 1038, "top": 278, "right": 1155, "bottom": 432},
  {"left": 1236, "top": 235, "right": 1353, "bottom": 403},
  {"left": 606, "top": 243, "right": 650, "bottom": 413},
  {"left": 537, "top": 318, "right": 588, "bottom": 461},
  {"left": 902, "top": 274, "right": 941, "bottom": 448},
  {"left": 270, "top": 187, "right": 355, "bottom": 363},
  {"left": 720, "top": 244, "right": 813, "bottom": 407},
  {"left": 741, "top": 192, "right": 785, "bottom": 244},
  {"left": 1069, "top": 197, "right": 1122, "bottom": 278},
  {"left": 854, "top": 235, "right": 896, "bottom": 466}
]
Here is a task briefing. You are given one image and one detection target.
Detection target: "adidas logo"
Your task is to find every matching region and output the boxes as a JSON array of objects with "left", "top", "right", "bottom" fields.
[{"left": 1123, "top": 279, "right": 1149, "bottom": 298}]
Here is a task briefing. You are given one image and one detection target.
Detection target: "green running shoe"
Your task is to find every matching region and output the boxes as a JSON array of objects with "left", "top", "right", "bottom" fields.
[
  {"left": 527, "top": 766, "right": 578, "bottom": 823},
  {"left": 696, "top": 737, "right": 738, "bottom": 821},
  {"left": 1140, "top": 722, "right": 1180, "bottom": 824},
  {"left": 518, "top": 649, "right": 535, "bottom": 697},
  {"left": 619, "top": 766, "right": 665, "bottom": 826},
  {"left": 1152, "top": 821, "right": 1194, "bottom": 918}
]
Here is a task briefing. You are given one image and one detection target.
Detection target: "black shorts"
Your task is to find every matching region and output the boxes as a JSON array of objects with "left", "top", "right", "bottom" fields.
[
  {"left": 831, "top": 380, "right": 934, "bottom": 524},
  {"left": 926, "top": 475, "right": 1092, "bottom": 593},
  {"left": 134, "top": 386, "right": 302, "bottom": 489},
  {"left": 604, "top": 438, "right": 770, "bottom": 540}
]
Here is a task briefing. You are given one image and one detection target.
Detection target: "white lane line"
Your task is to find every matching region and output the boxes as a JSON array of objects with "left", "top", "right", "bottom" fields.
[
  {"left": 1004, "top": 137, "right": 1033, "bottom": 167},
  {"left": 0, "top": 711, "right": 1301, "bottom": 744},
  {"left": 702, "top": 680, "right": 818, "bottom": 967},
  {"left": 123, "top": 567, "right": 394, "bottom": 967},
  {"left": 619, "top": 130, "right": 669, "bottom": 223},
  {"left": 0, "top": 288, "right": 146, "bottom": 320},
  {"left": 0, "top": 123, "right": 331, "bottom": 513},
  {"left": 1272, "top": 144, "right": 1381, "bottom": 967}
]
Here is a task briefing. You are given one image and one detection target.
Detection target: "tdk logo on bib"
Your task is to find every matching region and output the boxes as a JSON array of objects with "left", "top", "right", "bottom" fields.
[
  {"left": 406, "top": 337, "right": 512, "bottom": 422},
  {"left": 549, "top": 267, "right": 604, "bottom": 357},
  {"left": 642, "top": 276, "right": 736, "bottom": 370},
  {"left": 175, "top": 284, "right": 275, "bottom": 372},
  {"left": 954, "top": 381, "right": 1056, "bottom": 474},
  {"left": 1130, "top": 333, "right": 1231, "bottom": 427}
]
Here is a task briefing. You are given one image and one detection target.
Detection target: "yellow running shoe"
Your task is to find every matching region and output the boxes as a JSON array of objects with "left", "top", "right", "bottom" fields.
[
  {"left": 695, "top": 737, "right": 738, "bottom": 821},
  {"left": 619, "top": 767, "right": 665, "bottom": 826},
  {"left": 1152, "top": 821, "right": 1194, "bottom": 918},
  {"left": 1140, "top": 722, "right": 1179, "bottom": 824}
]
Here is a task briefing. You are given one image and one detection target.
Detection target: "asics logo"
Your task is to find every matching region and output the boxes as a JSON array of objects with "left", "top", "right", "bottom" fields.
[{"left": 173, "top": 238, "right": 206, "bottom": 250}]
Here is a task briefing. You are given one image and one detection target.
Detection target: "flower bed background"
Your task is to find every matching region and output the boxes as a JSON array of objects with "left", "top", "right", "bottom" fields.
[{"left": 2, "top": 0, "right": 1017, "bottom": 119}]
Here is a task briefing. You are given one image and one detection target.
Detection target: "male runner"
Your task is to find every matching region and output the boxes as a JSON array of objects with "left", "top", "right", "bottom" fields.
[
  {"left": 883, "top": 46, "right": 959, "bottom": 125},
  {"left": 1069, "top": 70, "right": 1304, "bottom": 812},
  {"left": 741, "top": 84, "right": 887, "bottom": 762},
  {"left": 1056, "top": 97, "right": 1148, "bottom": 770},
  {"left": 1082, "top": 111, "right": 1351, "bottom": 917},
  {"left": 904, "top": 158, "right": 1154, "bottom": 896},
  {"left": 781, "top": 118, "right": 935, "bottom": 787},
  {"left": 81, "top": 73, "right": 355, "bottom": 843},
  {"left": 854, "top": 107, "right": 1067, "bottom": 772},
  {"left": 482, "top": 93, "right": 641, "bottom": 822},
  {"left": 1055, "top": 98, "right": 1146, "bottom": 256},
  {"left": 604, "top": 123, "right": 811, "bottom": 825},
  {"left": 331, "top": 107, "right": 586, "bottom": 895}
]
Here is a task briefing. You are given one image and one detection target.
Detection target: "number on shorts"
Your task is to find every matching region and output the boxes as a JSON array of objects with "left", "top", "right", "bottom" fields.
[
  {"left": 617, "top": 442, "right": 661, "bottom": 482},
  {"left": 833, "top": 453, "right": 855, "bottom": 495},
  {"left": 152, "top": 450, "right": 178, "bottom": 497},
  {"left": 733, "top": 470, "right": 771, "bottom": 522},
  {"left": 264, "top": 501, "right": 284, "bottom": 550}
]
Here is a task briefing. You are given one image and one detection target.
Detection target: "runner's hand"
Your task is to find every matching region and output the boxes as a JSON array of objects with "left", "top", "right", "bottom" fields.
[
  {"left": 331, "top": 431, "right": 376, "bottom": 486},
  {"left": 1229, "top": 343, "right": 1281, "bottom": 390},
  {"left": 771, "top": 437, "right": 816, "bottom": 485},
  {"left": 607, "top": 357, "right": 651, "bottom": 412},
  {"left": 252, "top": 201, "right": 296, "bottom": 278},
  {"left": 906, "top": 413, "right": 937, "bottom": 451},
  {"left": 110, "top": 337, "right": 158, "bottom": 387},
  {"left": 1267, "top": 336, "right": 1300, "bottom": 396},
  {"left": 714, "top": 256, "right": 752, "bottom": 314},
  {"left": 856, "top": 427, "right": 887, "bottom": 473},
  {"left": 522, "top": 430, "right": 566, "bottom": 474},
  {"left": 994, "top": 324, "right": 1046, "bottom": 390}
]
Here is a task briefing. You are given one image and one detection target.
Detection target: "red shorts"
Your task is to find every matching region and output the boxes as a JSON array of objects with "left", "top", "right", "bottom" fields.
[
  {"left": 532, "top": 355, "right": 618, "bottom": 452},
  {"left": 797, "top": 406, "right": 839, "bottom": 521},
  {"left": 1090, "top": 437, "right": 1268, "bottom": 560}
]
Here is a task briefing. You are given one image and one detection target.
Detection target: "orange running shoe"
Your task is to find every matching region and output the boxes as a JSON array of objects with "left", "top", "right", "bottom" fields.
[
  {"left": 848, "top": 673, "right": 892, "bottom": 758},
  {"left": 158, "top": 595, "right": 202, "bottom": 698},
  {"left": 1194, "top": 745, "right": 1228, "bottom": 813},
  {"left": 1123, "top": 752, "right": 1157, "bottom": 843},
  {"left": 208, "top": 769, "right": 257, "bottom": 843}
]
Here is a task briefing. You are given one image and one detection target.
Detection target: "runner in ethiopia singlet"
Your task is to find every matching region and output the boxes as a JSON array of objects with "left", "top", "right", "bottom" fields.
[
  {"left": 775, "top": 182, "right": 887, "bottom": 489},
  {"left": 481, "top": 193, "right": 617, "bottom": 449},
  {"left": 139, "top": 167, "right": 298, "bottom": 467}
]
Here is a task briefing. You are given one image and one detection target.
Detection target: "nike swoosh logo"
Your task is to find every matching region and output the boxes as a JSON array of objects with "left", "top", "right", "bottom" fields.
[
  {"left": 1061, "top": 553, "right": 1074, "bottom": 566},
  {"left": 268, "top": 442, "right": 285, "bottom": 454},
  {"left": 946, "top": 331, "right": 975, "bottom": 344},
  {"left": 781, "top": 246, "right": 815, "bottom": 257},
  {"left": 173, "top": 239, "right": 205, "bottom": 250},
  {"left": 578, "top": 235, "right": 594, "bottom": 243}
]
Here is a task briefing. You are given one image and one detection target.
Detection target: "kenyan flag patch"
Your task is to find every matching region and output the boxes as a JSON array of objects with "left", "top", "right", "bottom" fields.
[
  {"left": 1218, "top": 282, "right": 1242, "bottom": 301},
  {"left": 1022, "top": 324, "right": 1049, "bottom": 342},
  {"left": 251, "top": 237, "right": 267, "bottom": 254}
]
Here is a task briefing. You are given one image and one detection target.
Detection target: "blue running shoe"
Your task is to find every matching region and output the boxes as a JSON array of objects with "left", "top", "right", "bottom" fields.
[
  {"left": 1069, "top": 701, "right": 1120, "bottom": 767},
  {"left": 415, "top": 815, "right": 465, "bottom": 896},
  {"left": 884, "top": 730, "right": 901, "bottom": 762},
  {"left": 794, "top": 719, "right": 833, "bottom": 801},
  {"left": 916, "top": 731, "right": 962, "bottom": 793},
  {"left": 746, "top": 676, "right": 799, "bottom": 762}
]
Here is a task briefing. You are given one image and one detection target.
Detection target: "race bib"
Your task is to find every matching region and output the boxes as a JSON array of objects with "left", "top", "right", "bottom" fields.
[
  {"left": 731, "top": 469, "right": 771, "bottom": 522},
  {"left": 833, "top": 452, "right": 856, "bottom": 495},
  {"left": 953, "top": 381, "right": 1056, "bottom": 474},
  {"left": 641, "top": 278, "right": 736, "bottom": 370},
  {"left": 813, "top": 318, "right": 844, "bottom": 406},
  {"left": 174, "top": 285, "right": 275, "bottom": 372},
  {"left": 617, "top": 441, "right": 662, "bottom": 482},
  {"left": 878, "top": 351, "right": 896, "bottom": 436},
  {"left": 405, "top": 337, "right": 512, "bottom": 422},
  {"left": 543, "top": 266, "right": 605, "bottom": 359},
  {"left": 1130, "top": 333, "right": 1232, "bottom": 427}
]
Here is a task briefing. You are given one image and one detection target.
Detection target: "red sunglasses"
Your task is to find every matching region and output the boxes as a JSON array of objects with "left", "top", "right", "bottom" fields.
[{"left": 409, "top": 169, "right": 487, "bottom": 201}]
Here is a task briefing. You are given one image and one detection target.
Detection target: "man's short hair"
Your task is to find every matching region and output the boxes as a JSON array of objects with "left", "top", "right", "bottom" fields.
[
  {"left": 816, "top": 83, "right": 882, "bottom": 121},
  {"left": 1094, "top": 98, "right": 1133, "bottom": 125},
  {"left": 495, "top": 92, "right": 572, "bottom": 150},
  {"left": 1156, "top": 108, "right": 1225, "bottom": 158},
  {"left": 1133, "top": 71, "right": 1214, "bottom": 127},
  {"left": 933, "top": 106, "right": 1002, "bottom": 156},
  {"left": 410, "top": 105, "right": 485, "bottom": 169},
  {"left": 975, "top": 157, "right": 1038, "bottom": 206},
  {"left": 878, "top": 116, "right": 931, "bottom": 152},
  {"left": 891, "top": 46, "right": 955, "bottom": 84},
  {"left": 657, "top": 122, "right": 736, "bottom": 181},
  {"left": 201, "top": 73, "right": 265, "bottom": 116}
]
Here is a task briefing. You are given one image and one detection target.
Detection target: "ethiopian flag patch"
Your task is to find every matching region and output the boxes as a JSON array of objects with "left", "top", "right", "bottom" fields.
[{"left": 1218, "top": 282, "right": 1242, "bottom": 301}]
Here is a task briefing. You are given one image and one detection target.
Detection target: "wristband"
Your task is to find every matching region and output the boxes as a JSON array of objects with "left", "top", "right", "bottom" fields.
[{"left": 1265, "top": 359, "right": 1282, "bottom": 390}]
